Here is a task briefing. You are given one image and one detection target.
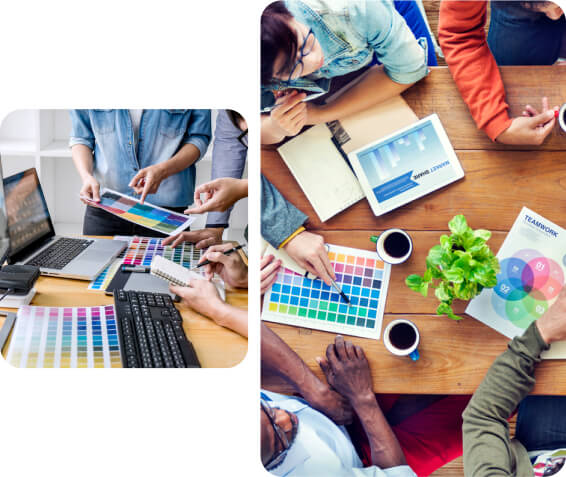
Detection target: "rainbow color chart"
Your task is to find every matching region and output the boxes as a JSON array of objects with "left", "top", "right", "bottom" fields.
[
  {"left": 83, "top": 189, "right": 193, "bottom": 235},
  {"left": 6, "top": 305, "right": 122, "bottom": 368},
  {"left": 262, "top": 244, "right": 391, "bottom": 339},
  {"left": 88, "top": 237, "right": 204, "bottom": 291}
]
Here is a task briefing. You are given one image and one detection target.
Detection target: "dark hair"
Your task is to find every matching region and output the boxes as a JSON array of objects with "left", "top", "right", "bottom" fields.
[{"left": 261, "top": 1, "right": 298, "bottom": 84}]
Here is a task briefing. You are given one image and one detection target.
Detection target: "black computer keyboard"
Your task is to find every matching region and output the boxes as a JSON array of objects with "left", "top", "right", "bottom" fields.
[
  {"left": 27, "top": 237, "right": 93, "bottom": 269},
  {"left": 113, "top": 290, "right": 201, "bottom": 368}
]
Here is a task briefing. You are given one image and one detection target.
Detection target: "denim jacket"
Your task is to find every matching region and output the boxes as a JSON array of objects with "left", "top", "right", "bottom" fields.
[
  {"left": 261, "top": 0, "right": 428, "bottom": 111},
  {"left": 69, "top": 109, "right": 211, "bottom": 207}
]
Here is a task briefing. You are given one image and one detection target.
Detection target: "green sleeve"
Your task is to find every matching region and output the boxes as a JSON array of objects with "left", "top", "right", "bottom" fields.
[{"left": 463, "top": 321, "right": 549, "bottom": 476}]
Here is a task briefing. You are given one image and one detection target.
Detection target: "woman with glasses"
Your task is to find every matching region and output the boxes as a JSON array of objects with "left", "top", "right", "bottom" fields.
[{"left": 260, "top": 0, "right": 434, "bottom": 145}]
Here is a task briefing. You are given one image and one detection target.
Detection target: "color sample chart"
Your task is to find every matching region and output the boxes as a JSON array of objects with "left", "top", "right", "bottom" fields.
[
  {"left": 6, "top": 305, "right": 122, "bottom": 368},
  {"left": 83, "top": 188, "right": 193, "bottom": 235},
  {"left": 88, "top": 237, "right": 205, "bottom": 291},
  {"left": 262, "top": 244, "right": 391, "bottom": 339}
]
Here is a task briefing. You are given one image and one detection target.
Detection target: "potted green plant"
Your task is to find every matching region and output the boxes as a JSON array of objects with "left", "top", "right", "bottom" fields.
[{"left": 405, "top": 215, "right": 500, "bottom": 320}]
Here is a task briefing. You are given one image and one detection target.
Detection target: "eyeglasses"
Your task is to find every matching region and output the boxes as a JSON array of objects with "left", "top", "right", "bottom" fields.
[
  {"left": 261, "top": 399, "right": 291, "bottom": 470},
  {"left": 286, "top": 28, "right": 315, "bottom": 83}
]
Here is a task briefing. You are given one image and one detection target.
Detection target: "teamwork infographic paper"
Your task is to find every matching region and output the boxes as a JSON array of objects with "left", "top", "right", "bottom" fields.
[
  {"left": 262, "top": 244, "right": 391, "bottom": 340},
  {"left": 6, "top": 305, "right": 122, "bottom": 368},
  {"left": 87, "top": 236, "right": 205, "bottom": 291},
  {"left": 82, "top": 189, "right": 193, "bottom": 235},
  {"left": 466, "top": 208, "right": 566, "bottom": 359}
]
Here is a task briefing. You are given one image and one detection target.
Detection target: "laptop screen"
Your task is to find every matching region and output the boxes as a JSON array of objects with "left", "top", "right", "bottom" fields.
[
  {"left": 4, "top": 168, "right": 55, "bottom": 258},
  {"left": 0, "top": 158, "right": 11, "bottom": 264}
]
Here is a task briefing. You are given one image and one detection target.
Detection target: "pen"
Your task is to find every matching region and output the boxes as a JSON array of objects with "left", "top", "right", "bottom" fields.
[
  {"left": 193, "top": 244, "right": 245, "bottom": 269},
  {"left": 121, "top": 265, "right": 150, "bottom": 273},
  {"left": 330, "top": 278, "right": 352, "bottom": 307}
]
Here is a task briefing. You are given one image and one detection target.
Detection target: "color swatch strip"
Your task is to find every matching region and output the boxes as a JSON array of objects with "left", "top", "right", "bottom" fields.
[
  {"left": 88, "top": 237, "right": 205, "bottom": 291},
  {"left": 262, "top": 244, "right": 391, "bottom": 340},
  {"left": 6, "top": 305, "right": 122, "bottom": 368},
  {"left": 82, "top": 188, "right": 193, "bottom": 235}
]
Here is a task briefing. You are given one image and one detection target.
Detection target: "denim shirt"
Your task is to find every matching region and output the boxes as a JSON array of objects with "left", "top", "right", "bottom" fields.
[
  {"left": 69, "top": 109, "right": 211, "bottom": 207},
  {"left": 261, "top": 0, "right": 428, "bottom": 111}
]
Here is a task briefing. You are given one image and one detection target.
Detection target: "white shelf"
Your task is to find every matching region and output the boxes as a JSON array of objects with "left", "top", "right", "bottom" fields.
[
  {"left": 40, "top": 140, "right": 71, "bottom": 157},
  {"left": 0, "top": 139, "right": 35, "bottom": 156}
]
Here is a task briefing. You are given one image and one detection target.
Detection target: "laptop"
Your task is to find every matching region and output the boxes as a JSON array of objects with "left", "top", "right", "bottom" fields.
[{"left": 3, "top": 168, "right": 127, "bottom": 280}]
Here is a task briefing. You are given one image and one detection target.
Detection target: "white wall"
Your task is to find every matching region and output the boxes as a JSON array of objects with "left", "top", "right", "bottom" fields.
[{"left": 0, "top": 109, "right": 248, "bottom": 242}]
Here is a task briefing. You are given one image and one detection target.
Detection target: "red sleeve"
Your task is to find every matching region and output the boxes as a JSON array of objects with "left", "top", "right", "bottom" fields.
[{"left": 438, "top": 0, "right": 512, "bottom": 141}]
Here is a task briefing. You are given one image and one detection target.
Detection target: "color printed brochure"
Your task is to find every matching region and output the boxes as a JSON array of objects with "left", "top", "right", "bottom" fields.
[
  {"left": 348, "top": 114, "right": 464, "bottom": 216},
  {"left": 466, "top": 208, "right": 566, "bottom": 359},
  {"left": 82, "top": 189, "right": 193, "bottom": 236}
]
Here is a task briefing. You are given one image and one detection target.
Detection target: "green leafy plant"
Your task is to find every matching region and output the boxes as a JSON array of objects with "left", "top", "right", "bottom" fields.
[{"left": 405, "top": 215, "right": 500, "bottom": 320}]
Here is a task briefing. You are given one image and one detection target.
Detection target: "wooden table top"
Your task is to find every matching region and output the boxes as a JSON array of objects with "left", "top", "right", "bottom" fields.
[
  {"left": 0, "top": 247, "right": 248, "bottom": 368},
  {"left": 262, "top": 65, "right": 566, "bottom": 395}
]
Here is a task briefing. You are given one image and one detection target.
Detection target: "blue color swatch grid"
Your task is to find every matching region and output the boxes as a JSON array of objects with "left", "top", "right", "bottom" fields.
[{"left": 262, "top": 244, "right": 391, "bottom": 339}]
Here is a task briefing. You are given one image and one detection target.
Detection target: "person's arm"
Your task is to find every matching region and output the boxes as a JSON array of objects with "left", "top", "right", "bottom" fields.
[
  {"left": 206, "top": 110, "right": 248, "bottom": 229},
  {"left": 130, "top": 110, "right": 212, "bottom": 203},
  {"left": 307, "top": 0, "right": 428, "bottom": 125},
  {"left": 438, "top": 1, "right": 555, "bottom": 145},
  {"left": 463, "top": 288, "right": 566, "bottom": 476},
  {"left": 69, "top": 110, "right": 100, "bottom": 203},
  {"left": 170, "top": 280, "right": 248, "bottom": 338},
  {"left": 261, "top": 324, "right": 352, "bottom": 425},
  {"left": 318, "top": 336, "right": 407, "bottom": 470},
  {"left": 261, "top": 175, "right": 335, "bottom": 285}
]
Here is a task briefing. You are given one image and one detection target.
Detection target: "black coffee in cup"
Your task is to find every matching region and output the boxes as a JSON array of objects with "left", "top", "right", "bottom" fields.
[
  {"left": 389, "top": 322, "right": 417, "bottom": 350},
  {"left": 384, "top": 231, "right": 411, "bottom": 259}
]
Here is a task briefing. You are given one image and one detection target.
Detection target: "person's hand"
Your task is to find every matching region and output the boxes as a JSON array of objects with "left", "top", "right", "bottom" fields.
[
  {"left": 536, "top": 287, "right": 566, "bottom": 344},
  {"left": 184, "top": 178, "right": 247, "bottom": 215},
  {"left": 317, "top": 335, "right": 374, "bottom": 406},
  {"left": 170, "top": 279, "right": 224, "bottom": 319},
  {"left": 261, "top": 254, "right": 281, "bottom": 294},
  {"left": 268, "top": 90, "right": 308, "bottom": 138},
  {"left": 129, "top": 163, "right": 168, "bottom": 204},
  {"left": 79, "top": 175, "right": 101, "bottom": 204},
  {"left": 301, "top": 379, "right": 353, "bottom": 425},
  {"left": 162, "top": 228, "right": 224, "bottom": 249},
  {"left": 283, "top": 231, "right": 335, "bottom": 286},
  {"left": 200, "top": 243, "right": 248, "bottom": 288},
  {"left": 496, "top": 97, "right": 557, "bottom": 146}
]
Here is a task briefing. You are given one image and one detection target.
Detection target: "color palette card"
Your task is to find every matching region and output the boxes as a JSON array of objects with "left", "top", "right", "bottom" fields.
[
  {"left": 81, "top": 188, "right": 193, "bottom": 235},
  {"left": 88, "top": 237, "right": 205, "bottom": 291},
  {"left": 262, "top": 244, "right": 391, "bottom": 339},
  {"left": 6, "top": 305, "right": 122, "bottom": 368}
]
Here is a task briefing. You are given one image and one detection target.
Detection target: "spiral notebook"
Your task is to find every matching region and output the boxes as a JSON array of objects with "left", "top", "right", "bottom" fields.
[{"left": 150, "top": 255, "right": 226, "bottom": 300}]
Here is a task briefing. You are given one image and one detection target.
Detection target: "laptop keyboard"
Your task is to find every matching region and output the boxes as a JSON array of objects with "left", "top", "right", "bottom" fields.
[
  {"left": 114, "top": 290, "right": 201, "bottom": 368},
  {"left": 26, "top": 238, "right": 94, "bottom": 270}
]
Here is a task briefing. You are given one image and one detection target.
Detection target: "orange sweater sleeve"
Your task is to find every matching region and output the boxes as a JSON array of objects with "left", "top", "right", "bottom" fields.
[{"left": 438, "top": 0, "right": 513, "bottom": 141}]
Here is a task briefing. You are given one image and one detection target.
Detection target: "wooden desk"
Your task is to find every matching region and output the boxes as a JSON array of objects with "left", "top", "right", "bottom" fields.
[
  {"left": 262, "top": 65, "right": 566, "bottom": 395},
  {"left": 0, "top": 256, "right": 248, "bottom": 368}
]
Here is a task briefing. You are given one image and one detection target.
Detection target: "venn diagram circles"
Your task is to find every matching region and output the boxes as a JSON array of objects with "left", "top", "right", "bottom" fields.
[{"left": 492, "top": 248, "right": 564, "bottom": 329}]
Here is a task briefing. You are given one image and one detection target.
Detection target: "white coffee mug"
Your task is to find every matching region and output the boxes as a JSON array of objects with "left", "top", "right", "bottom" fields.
[
  {"left": 383, "top": 319, "right": 420, "bottom": 361},
  {"left": 371, "top": 229, "right": 413, "bottom": 265},
  {"left": 559, "top": 103, "right": 566, "bottom": 133}
]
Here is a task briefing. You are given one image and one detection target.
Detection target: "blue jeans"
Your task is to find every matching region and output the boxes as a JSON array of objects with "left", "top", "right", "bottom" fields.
[
  {"left": 488, "top": 1, "right": 565, "bottom": 66},
  {"left": 515, "top": 396, "right": 566, "bottom": 452},
  {"left": 394, "top": 0, "right": 438, "bottom": 66},
  {"left": 83, "top": 205, "right": 187, "bottom": 237}
]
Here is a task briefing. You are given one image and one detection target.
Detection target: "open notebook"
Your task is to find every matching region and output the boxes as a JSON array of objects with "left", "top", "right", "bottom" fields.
[
  {"left": 277, "top": 95, "right": 418, "bottom": 222},
  {"left": 150, "top": 255, "right": 226, "bottom": 301}
]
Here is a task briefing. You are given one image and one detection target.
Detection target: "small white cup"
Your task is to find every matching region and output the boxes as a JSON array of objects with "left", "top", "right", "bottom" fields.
[
  {"left": 559, "top": 103, "right": 566, "bottom": 133},
  {"left": 383, "top": 319, "right": 420, "bottom": 361},
  {"left": 372, "top": 229, "right": 413, "bottom": 265}
]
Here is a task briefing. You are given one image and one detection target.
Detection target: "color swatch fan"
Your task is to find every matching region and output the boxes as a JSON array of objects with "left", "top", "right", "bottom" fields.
[
  {"left": 466, "top": 207, "right": 566, "bottom": 359},
  {"left": 262, "top": 244, "right": 391, "bottom": 339},
  {"left": 6, "top": 305, "right": 121, "bottom": 368}
]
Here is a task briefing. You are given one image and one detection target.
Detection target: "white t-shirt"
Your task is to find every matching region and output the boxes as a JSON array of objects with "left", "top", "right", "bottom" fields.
[{"left": 129, "top": 109, "right": 143, "bottom": 150}]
